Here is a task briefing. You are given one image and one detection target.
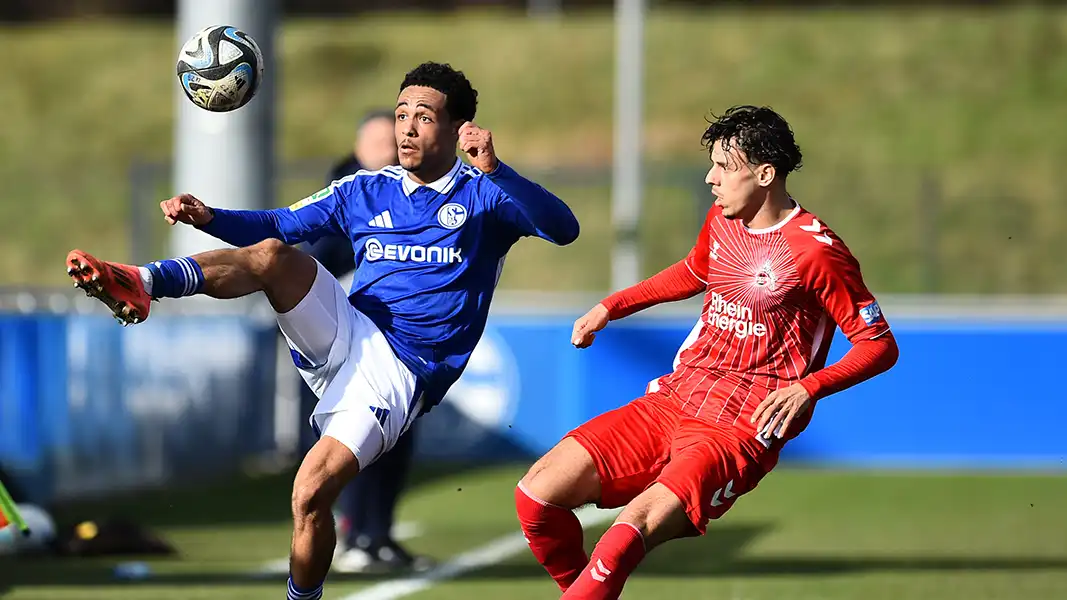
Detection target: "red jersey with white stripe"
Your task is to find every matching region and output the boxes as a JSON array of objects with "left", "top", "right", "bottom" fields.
[{"left": 650, "top": 202, "right": 889, "bottom": 439}]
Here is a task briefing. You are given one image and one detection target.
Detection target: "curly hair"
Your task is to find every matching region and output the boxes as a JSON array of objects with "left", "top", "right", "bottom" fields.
[
  {"left": 399, "top": 62, "right": 478, "bottom": 123},
  {"left": 701, "top": 105, "right": 803, "bottom": 178}
]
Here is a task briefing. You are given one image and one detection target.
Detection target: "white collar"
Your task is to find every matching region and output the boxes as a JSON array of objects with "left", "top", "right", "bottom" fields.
[
  {"left": 402, "top": 158, "right": 463, "bottom": 197},
  {"left": 744, "top": 199, "right": 801, "bottom": 234}
]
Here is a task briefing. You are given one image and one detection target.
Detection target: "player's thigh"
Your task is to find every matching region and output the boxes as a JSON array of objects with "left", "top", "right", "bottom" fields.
[
  {"left": 656, "top": 419, "right": 780, "bottom": 536},
  {"left": 277, "top": 259, "right": 353, "bottom": 394},
  {"left": 311, "top": 408, "right": 389, "bottom": 474},
  {"left": 309, "top": 307, "right": 423, "bottom": 471},
  {"left": 520, "top": 437, "right": 601, "bottom": 508},
  {"left": 561, "top": 393, "right": 678, "bottom": 510}
]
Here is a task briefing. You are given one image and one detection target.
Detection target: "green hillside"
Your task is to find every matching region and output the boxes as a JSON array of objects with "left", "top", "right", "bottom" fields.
[{"left": 2, "top": 6, "right": 1066, "bottom": 293}]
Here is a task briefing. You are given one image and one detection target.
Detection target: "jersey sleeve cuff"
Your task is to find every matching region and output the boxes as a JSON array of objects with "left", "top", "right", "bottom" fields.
[
  {"left": 600, "top": 296, "right": 625, "bottom": 321},
  {"left": 799, "top": 375, "right": 823, "bottom": 401},
  {"left": 483, "top": 160, "right": 510, "bottom": 179}
]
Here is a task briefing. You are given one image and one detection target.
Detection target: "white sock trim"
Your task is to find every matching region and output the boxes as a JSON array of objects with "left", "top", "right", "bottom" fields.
[
  {"left": 517, "top": 481, "right": 570, "bottom": 510},
  {"left": 137, "top": 266, "right": 154, "bottom": 297},
  {"left": 611, "top": 521, "right": 647, "bottom": 552}
]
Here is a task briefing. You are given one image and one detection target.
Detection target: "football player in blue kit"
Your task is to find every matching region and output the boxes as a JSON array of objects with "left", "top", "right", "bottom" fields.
[{"left": 65, "top": 62, "right": 579, "bottom": 600}]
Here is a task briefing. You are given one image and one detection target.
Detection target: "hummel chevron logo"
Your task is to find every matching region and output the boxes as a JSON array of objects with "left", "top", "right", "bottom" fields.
[
  {"left": 590, "top": 558, "right": 612, "bottom": 582},
  {"left": 799, "top": 218, "right": 833, "bottom": 246},
  {"left": 710, "top": 480, "right": 735, "bottom": 507}
]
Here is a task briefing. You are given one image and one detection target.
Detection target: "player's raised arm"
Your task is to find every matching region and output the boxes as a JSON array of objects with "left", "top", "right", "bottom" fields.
[
  {"left": 459, "top": 122, "right": 579, "bottom": 246},
  {"left": 164, "top": 180, "right": 351, "bottom": 248}
]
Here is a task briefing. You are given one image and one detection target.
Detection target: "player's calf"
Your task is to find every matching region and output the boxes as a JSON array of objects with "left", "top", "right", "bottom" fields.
[
  {"left": 66, "top": 239, "right": 318, "bottom": 324},
  {"left": 289, "top": 436, "right": 361, "bottom": 598},
  {"left": 562, "top": 484, "right": 689, "bottom": 600},
  {"left": 193, "top": 239, "right": 318, "bottom": 313},
  {"left": 516, "top": 437, "right": 601, "bottom": 591}
]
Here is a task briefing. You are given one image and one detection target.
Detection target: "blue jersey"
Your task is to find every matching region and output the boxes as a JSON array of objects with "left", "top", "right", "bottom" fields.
[{"left": 199, "top": 158, "right": 579, "bottom": 411}]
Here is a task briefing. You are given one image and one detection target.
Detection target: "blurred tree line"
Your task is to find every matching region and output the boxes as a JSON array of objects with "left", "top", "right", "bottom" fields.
[{"left": 1, "top": 0, "right": 1054, "bottom": 22}]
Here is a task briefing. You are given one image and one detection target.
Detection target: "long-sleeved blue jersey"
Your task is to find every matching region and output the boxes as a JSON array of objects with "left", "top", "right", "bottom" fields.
[{"left": 199, "top": 158, "right": 579, "bottom": 412}]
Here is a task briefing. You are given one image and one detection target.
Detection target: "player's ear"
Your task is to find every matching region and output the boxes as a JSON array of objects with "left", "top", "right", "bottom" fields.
[{"left": 756, "top": 163, "right": 776, "bottom": 187}]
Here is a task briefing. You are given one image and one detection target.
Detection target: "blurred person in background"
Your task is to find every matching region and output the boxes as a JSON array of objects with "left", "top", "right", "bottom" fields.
[{"left": 302, "top": 108, "right": 433, "bottom": 574}]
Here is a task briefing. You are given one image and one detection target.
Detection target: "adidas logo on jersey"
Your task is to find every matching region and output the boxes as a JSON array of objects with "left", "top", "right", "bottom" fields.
[{"left": 368, "top": 211, "right": 393, "bottom": 228}]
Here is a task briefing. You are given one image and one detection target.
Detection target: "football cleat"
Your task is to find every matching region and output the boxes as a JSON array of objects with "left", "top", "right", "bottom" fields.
[{"left": 66, "top": 250, "right": 152, "bottom": 326}]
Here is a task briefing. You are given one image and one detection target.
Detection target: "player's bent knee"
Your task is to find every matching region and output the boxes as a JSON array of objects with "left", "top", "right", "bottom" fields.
[
  {"left": 250, "top": 239, "right": 312, "bottom": 280},
  {"left": 520, "top": 437, "right": 600, "bottom": 509},
  {"left": 291, "top": 437, "right": 360, "bottom": 522},
  {"left": 291, "top": 479, "right": 334, "bottom": 523},
  {"left": 617, "top": 483, "right": 693, "bottom": 550},
  {"left": 248, "top": 239, "right": 317, "bottom": 313}
]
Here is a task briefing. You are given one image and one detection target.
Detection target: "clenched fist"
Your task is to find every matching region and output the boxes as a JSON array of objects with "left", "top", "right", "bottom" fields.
[
  {"left": 571, "top": 303, "right": 610, "bottom": 349},
  {"left": 459, "top": 122, "right": 499, "bottom": 174},
  {"left": 160, "top": 194, "right": 214, "bottom": 226}
]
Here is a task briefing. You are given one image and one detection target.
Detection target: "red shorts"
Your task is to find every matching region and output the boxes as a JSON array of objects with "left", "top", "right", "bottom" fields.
[{"left": 567, "top": 391, "right": 780, "bottom": 535}]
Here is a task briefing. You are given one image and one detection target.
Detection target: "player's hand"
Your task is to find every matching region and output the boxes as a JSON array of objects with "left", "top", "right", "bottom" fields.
[
  {"left": 571, "top": 303, "right": 610, "bottom": 349},
  {"left": 751, "top": 383, "right": 812, "bottom": 441},
  {"left": 458, "top": 122, "right": 499, "bottom": 174},
  {"left": 160, "top": 194, "right": 214, "bottom": 226}
]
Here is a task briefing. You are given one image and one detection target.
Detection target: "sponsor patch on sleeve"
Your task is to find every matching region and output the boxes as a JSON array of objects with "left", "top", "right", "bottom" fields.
[
  {"left": 288, "top": 187, "right": 331, "bottom": 211},
  {"left": 859, "top": 300, "right": 884, "bottom": 326}
]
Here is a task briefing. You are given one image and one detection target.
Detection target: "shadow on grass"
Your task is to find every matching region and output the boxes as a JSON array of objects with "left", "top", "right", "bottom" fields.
[{"left": 5, "top": 521, "right": 1067, "bottom": 593}]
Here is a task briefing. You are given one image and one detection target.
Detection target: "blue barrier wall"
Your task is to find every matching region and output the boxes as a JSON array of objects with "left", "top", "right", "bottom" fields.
[
  {"left": 0, "top": 314, "right": 278, "bottom": 503},
  {"left": 417, "top": 314, "right": 1067, "bottom": 469},
  {"left": 3, "top": 310, "right": 1065, "bottom": 504}
]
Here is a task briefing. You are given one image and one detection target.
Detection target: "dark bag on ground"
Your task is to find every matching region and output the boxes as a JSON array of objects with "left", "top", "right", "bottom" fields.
[{"left": 54, "top": 518, "right": 176, "bottom": 557}]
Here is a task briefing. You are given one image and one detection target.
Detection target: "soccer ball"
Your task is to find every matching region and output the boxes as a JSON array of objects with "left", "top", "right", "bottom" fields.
[{"left": 176, "top": 25, "right": 264, "bottom": 113}]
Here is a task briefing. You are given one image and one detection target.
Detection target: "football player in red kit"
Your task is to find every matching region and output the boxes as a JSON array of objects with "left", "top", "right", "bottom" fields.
[{"left": 515, "top": 105, "right": 899, "bottom": 599}]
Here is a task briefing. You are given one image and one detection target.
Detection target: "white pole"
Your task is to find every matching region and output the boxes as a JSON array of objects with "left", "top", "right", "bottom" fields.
[
  {"left": 173, "top": 0, "right": 297, "bottom": 459},
  {"left": 173, "top": 0, "right": 278, "bottom": 259},
  {"left": 611, "top": 0, "right": 645, "bottom": 291}
]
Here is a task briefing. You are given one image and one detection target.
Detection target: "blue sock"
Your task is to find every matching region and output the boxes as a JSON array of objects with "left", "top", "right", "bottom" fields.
[
  {"left": 141, "top": 257, "right": 205, "bottom": 299},
  {"left": 287, "top": 576, "right": 323, "bottom": 600}
]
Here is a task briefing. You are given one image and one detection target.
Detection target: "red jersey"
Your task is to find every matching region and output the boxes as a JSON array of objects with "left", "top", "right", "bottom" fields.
[{"left": 643, "top": 203, "right": 890, "bottom": 439}]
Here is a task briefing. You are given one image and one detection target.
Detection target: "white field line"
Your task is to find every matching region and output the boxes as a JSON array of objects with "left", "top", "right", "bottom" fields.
[{"left": 339, "top": 505, "right": 620, "bottom": 600}]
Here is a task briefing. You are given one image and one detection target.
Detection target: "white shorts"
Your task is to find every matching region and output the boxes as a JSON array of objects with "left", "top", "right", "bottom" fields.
[{"left": 277, "top": 260, "right": 423, "bottom": 469}]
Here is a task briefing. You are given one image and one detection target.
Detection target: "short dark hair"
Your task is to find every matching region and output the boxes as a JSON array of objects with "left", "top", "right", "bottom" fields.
[
  {"left": 701, "top": 105, "right": 803, "bottom": 178},
  {"left": 399, "top": 62, "right": 478, "bottom": 123}
]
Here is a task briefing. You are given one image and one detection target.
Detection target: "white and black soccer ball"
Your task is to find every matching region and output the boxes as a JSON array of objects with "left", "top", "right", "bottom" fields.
[{"left": 176, "top": 25, "right": 264, "bottom": 113}]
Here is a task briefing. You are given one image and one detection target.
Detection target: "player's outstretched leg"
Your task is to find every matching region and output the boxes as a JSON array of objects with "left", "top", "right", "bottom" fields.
[
  {"left": 563, "top": 419, "right": 771, "bottom": 600},
  {"left": 288, "top": 436, "right": 361, "bottom": 600},
  {"left": 516, "top": 437, "right": 602, "bottom": 592},
  {"left": 561, "top": 483, "right": 691, "bottom": 600},
  {"left": 66, "top": 238, "right": 317, "bottom": 325}
]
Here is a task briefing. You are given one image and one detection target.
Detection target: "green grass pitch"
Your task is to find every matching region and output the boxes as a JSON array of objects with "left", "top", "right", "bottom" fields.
[{"left": 2, "top": 464, "right": 1066, "bottom": 599}]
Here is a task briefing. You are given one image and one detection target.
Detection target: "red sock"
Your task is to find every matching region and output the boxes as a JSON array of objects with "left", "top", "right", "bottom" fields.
[
  {"left": 515, "top": 483, "right": 589, "bottom": 591},
  {"left": 562, "top": 522, "right": 646, "bottom": 600}
]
